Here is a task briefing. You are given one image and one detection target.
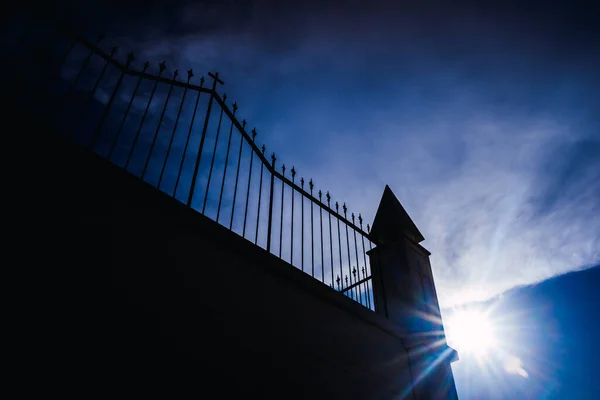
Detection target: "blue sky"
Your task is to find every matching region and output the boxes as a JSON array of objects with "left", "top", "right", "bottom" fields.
[
  {"left": 14, "top": 1, "right": 599, "bottom": 397},
  {"left": 64, "top": 0, "right": 600, "bottom": 307}
]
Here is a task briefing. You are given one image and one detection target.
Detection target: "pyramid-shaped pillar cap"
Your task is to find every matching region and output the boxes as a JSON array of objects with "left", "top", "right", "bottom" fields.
[{"left": 370, "top": 185, "right": 425, "bottom": 244}]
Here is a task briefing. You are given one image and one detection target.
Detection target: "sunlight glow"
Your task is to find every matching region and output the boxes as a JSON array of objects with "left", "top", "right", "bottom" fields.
[{"left": 446, "top": 309, "right": 497, "bottom": 357}]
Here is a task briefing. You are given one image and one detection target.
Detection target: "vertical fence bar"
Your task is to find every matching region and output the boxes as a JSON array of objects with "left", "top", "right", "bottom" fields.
[
  {"left": 279, "top": 164, "right": 285, "bottom": 258},
  {"left": 158, "top": 69, "right": 194, "bottom": 189},
  {"left": 70, "top": 46, "right": 117, "bottom": 136},
  {"left": 336, "top": 202, "right": 343, "bottom": 290},
  {"left": 202, "top": 93, "right": 226, "bottom": 214},
  {"left": 254, "top": 145, "right": 265, "bottom": 245},
  {"left": 141, "top": 68, "right": 178, "bottom": 180},
  {"left": 359, "top": 215, "right": 371, "bottom": 309},
  {"left": 363, "top": 269, "right": 370, "bottom": 309},
  {"left": 77, "top": 46, "right": 119, "bottom": 121},
  {"left": 216, "top": 102, "right": 237, "bottom": 222},
  {"left": 89, "top": 52, "right": 134, "bottom": 149},
  {"left": 108, "top": 61, "right": 149, "bottom": 161},
  {"left": 242, "top": 129, "right": 257, "bottom": 237},
  {"left": 327, "top": 192, "right": 334, "bottom": 287},
  {"left": 290, "top": 167, "right": 296, "bottom": 264},
  {"left": 319, "top": 190, "right": 325, "bottom": 282},
  {"left": 352, "top": 213, "right": 363, "bottom": 305},
  {"left": 266, "top": 153, "right": 276, "bottom": 253},
  {"left": 187, "top": 72, "right": 223, "bottom": 208},
  {"left": 343, "top": 203, "right": 353, "bottom": 297},
  {"left": 62, "top": 33, "right": 104, "bottom": 102},
  {"left": 125, "top": 61, "right": 166, "bottom": 170},
  {"left": 345, "top": 275, "right": 349, "bottom": 296},
  {"left": 301, "top": 178, "right": 305, "bottom": 272},
  {"left": 367, "top": 223, "right": 374, "bottom": 308},
  {"left": 174, "top": 76, "right": 204, "bottom": 197},
  {"left": 229, "top": 119, "right": 246, "bottom": 229},
  {"left": 309, "top": 179, "right": 315, "bottom": 278}
]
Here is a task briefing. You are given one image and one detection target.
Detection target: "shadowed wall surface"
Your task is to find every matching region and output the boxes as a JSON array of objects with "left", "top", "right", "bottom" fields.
[{"left": 19, "top": 115, "right": 418, "bottom": 398}]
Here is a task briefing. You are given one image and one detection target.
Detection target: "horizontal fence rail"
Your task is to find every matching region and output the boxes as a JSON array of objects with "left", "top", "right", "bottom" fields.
[{"left": 10, "top": 17, "right": 377, "bottom": 311}]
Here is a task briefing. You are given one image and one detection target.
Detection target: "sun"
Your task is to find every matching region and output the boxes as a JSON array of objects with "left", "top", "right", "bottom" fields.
[{"left": 445, "top": 309, "right": 497, "bottom": 358}]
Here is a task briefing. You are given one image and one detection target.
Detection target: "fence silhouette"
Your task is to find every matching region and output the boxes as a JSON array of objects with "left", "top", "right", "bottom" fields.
[{"left": 12, "top": 18, "right": 376, "bottom": 310}]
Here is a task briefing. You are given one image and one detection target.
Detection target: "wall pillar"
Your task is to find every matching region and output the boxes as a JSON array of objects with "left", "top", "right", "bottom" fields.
[{"left": 368, "top": 185, "right": 459, "bottom": 399}]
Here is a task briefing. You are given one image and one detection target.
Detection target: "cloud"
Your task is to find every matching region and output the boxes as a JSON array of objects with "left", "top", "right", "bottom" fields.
[{"left": 58, "top": 0, "right": 600, "bottom": 307}]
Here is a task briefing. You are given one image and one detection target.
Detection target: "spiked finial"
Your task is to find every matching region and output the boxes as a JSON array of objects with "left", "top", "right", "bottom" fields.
[
  {"left": 335, "top": 201, "right": 339, "bottom": 212},
  {"left": 271, "top": 153, "right": 276, "bottom": 167},
  {"left": 200, "top": 76, "right": 205, "bottom": 85},
  {"left": 126, "top": 52, "right": 135, "bottom": 65},
  {"left": 336, "top": 275, "right": 341, "bottom": 286},
  {"left": 242, "top": 119, "right": 247, "bottom": 128},
  {"left": 353, "top": 267, "right": 357, "bottom": 277},
  {"left": 222, "top": 93, "right": 227, "bottom": 101},
  {"left": 352, "top": 213, "right": 355, "bottom": 223},
  {"left": 367, "top": 224, "right": 371, "bottom": 234},
  {"left": 291, "top": 167, "right": 296, "bottom": 179},
  {"left": 232, "top": 102, "right": 238, "bottom": 112},
  {"left": 301, "top": 178, "right": 304, "bottom": 188},
  {"left": 282, "top": 164, "right": 286, "bottom": 175},
  {"left": 261, "top": 144, "right": 265, "bottom": 154},
  {"left": 173, "top": 69, "right": 179, "bottom": 79},
  {"left": 326, "top": 191, "right": 331, "bottom": 204},
  {"left": 159, "top": 61, "right": 166, "bottom": 72},
  {"left": 343, "top": 203, "right": 347, "bottom": 216},
  {"left": 252, "top": 128, "right": 257, "bottom": 140},
  {"left": 109, "top": 46, "right": 118, "bottom": 56},
  {"left": 362, "top": 267, "right": 365, "bottom": 277},
  {"left": 318, "top": 190, "right": 322, "bottom": 200},
  {"left": 358, "top": 214, "right": 363, "bottom": 226},
  {"left": 187, "top": 68, "right": 194, "bottom": 79},
  {"left": 309, "top": 179, "right": 314, "bottom": 192},
  {"left": 143, "top": 61, "right": 150, "bottom": 71},
  {"left": 345, "top": 275, "right": 349, "bottom": 285}
]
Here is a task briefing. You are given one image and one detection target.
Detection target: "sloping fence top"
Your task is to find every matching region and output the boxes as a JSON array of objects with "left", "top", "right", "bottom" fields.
[{"left": 11, "top": 17, "right": 377, "bottom": 311}]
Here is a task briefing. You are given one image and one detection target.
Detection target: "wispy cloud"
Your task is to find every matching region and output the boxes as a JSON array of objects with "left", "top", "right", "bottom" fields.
[{"left": 76, "top": 1, "right": 599, "bottom": 307}]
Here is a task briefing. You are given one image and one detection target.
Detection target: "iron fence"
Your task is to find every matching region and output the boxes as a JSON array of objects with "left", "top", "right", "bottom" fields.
[{"left": 12, "top": 18, "right": 376, "bottom": 310}]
